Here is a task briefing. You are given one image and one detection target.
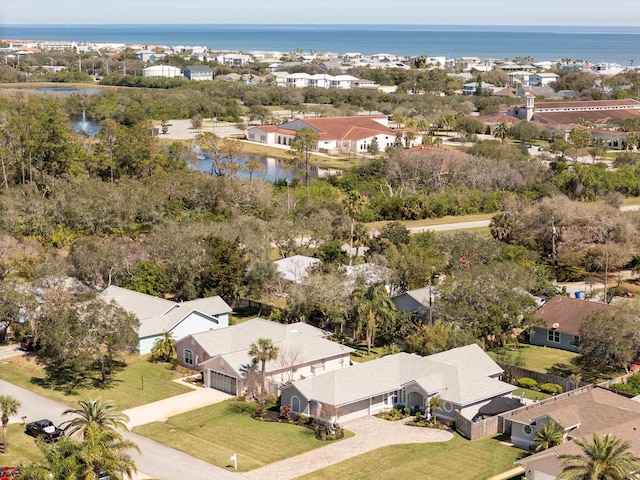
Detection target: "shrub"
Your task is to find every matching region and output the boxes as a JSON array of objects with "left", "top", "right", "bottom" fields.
[
  {"left": 404, "top": 407, "right": 411, "bottom": 416},
  {"left": 518, "top": 377, "right": 539, "bottom": 390},
  {"left": 610, "top": 383, "right": 638, "bottom": 394},
  {"left": 540, "top": 383, "right": 563, "bottom": 395}
]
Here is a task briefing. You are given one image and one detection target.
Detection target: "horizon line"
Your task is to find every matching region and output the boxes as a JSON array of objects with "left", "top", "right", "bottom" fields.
[{"left": 4, "top": 23, "right": 640, "bottom": 27}]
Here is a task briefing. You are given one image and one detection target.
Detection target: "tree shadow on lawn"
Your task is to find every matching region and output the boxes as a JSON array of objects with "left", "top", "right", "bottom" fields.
[{"left": 30, "top": 359, "right": 126, "bottom": 396}]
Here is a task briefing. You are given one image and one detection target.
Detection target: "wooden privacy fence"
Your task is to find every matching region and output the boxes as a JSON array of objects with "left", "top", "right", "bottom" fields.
[{"left": 498, "top": 364, "right": 587, "bottom": 392}]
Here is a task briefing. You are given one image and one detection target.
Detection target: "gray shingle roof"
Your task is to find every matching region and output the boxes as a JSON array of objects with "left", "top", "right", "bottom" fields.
[
  {"left": 287, "top": 344, "right": 514, "bottom": 407},
  {"left": 100, "top": 286, "right": 231, "bottom": 338},
  {"left": 192, "top": 318, "right": 353, "bottom": 375}
]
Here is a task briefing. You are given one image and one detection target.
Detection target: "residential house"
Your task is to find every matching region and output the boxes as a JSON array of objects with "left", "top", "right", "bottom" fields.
[
  {"left": 505, "top": 386, "right": 640, "bottom": 479},
  {"left": 591, "top": 62, "right": 624, "bottom": 75},
  {"left": 280, "top": 343, "right": 516, "bottom": 423},
  {"left": 100, "top": 285, "right": 231, "bottom": 355},
  {"left": 529, "top": 72, "right": 559, "bottom": 86},
  {"left": 274, "top": 255, "right": 321, "bottom": 284},
  {"left": 183, "top": 65, "right": 213, "bottom": 81},
  {"left": 391, "top": 287, "right": 432, "bottom": 316},
  {"left": 247, "top": 115, "right": 420, "bottom": 154},
  {"left": 529, "top": 295, "right": 612, "bottom": 352},
  {"left": 280, "top": 72, "right": 379, "bottom": 90},
  {"left": 175, "top": 318, "right": 354, "bottom": 395},
  {"left": 142, "top": 65, "right": 182, "bottom": 78},
  {"left": 462, "top": 81, "right": 498, "bottom": 96},
  {"left": 218, "top": 54, "right": 253, "bottom": 67},
  {"left": 134, "top": 51, "right": 164, "bottom": 63}
]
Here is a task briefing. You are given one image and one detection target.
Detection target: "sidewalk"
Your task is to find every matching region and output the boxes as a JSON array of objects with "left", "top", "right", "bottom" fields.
[{"left": 123, "top": 381, "right": 230, "bottom": 428}]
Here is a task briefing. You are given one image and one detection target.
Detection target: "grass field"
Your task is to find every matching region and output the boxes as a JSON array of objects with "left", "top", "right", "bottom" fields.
[
  {"left": 512, "top": 388, "right": 551, "bottom": 401},
  {"left": 0, "top": 424, "right": 46, "bottom": 467},
  {"left": 134, "top": 400, "right": 352, "bottom": 472},
  {"left": 0, "top": 354, "right": 191, "bottom": 410},
  {"left": 487, "top": 344, "right": 581, "bottom": 375},
  {"left": 297, "top": 434, "right": 526, "bottom": 480}
]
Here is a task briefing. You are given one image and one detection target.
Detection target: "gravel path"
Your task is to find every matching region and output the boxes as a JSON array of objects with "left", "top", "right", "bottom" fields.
[{"left": 243, "top": 415, "right": 453, "bottom": 480}]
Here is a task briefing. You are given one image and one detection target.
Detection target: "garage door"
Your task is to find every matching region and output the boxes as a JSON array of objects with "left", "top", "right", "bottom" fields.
[{"left": 209, "top": 370, "right": 237, "bottom": 395}]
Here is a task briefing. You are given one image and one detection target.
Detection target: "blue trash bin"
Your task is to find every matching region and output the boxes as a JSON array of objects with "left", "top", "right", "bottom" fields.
[{"left": 575, "top": 291, "right": 581, "bottom": 299}]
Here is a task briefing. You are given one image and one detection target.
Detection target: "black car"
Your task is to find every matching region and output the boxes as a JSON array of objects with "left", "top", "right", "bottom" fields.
[
  {"left": 25, "top": 419, "right": 64, "bottom": 442},
  {"left": 20, "top": 335, "right": 41, "bottom": 351}
]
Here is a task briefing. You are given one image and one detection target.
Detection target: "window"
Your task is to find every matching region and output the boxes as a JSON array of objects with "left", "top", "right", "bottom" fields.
[
  {"left": 548, "top": 330, "right": 560, "bottom": 343},
  {"left": 184, "top": 349, "right": 194, "bottom": 366},
  {"left": 573, "top": 335, "right": 580, "bottom": 345},
  {"left": 523, "top": 424, "right": 533, "bottom": 436}
]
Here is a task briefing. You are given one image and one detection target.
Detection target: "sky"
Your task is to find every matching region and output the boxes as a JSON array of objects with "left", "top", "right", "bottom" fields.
[{"left": 2, "top": 0, "right": 640, "bottom": 25}]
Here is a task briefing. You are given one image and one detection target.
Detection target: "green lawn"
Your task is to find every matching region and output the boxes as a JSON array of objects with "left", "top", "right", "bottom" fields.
[
  {"left": 349, "top": 343, "right": 399, "bottom": 363},
  {"left": 512, "top": 388, "right": 551, "bottom": 401},
  {"left": 134, "top": 400, "right": 352, "bottom": 472},
  {"left": 0, "top": 354, "right": 191, "bottom": 410},
  {"left": 487, "top": 344, "right": 581, "bottom": 375},
  {"left": 296, "top": 434, "right": 527, "bottom": 480},
  {"left": 0, "top": 423, "right": 46, "bottom": 466}
]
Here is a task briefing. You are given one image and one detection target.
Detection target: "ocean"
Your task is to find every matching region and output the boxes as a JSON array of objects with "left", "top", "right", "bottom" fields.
[{"left": 2, "top": 24, "right": 640, "bottom": 65}]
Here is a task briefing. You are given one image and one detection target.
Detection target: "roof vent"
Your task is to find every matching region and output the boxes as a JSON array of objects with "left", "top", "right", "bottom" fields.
[{"left": 552, "top": 323, "right": 560, "bottom": 329}]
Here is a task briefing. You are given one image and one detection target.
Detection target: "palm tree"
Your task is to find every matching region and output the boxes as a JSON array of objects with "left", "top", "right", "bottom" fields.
[
  {"left": 43, "top": 423, "right": 139, "bottom": 480},
  {"left": 249, "top": 338, "right": 280, "bottom": 403},
  {"left": 427, "top": 394, "right": 444, "bottom": 421},
  {"left": 352, "top": 284, "right": 397, "bottom": 356},
  {"left": 489, "top": 212, "right": 514, "bottom": 242},
  {"left": 150, "top": 331, "right": 177, "bottom": 362},
  {"left": 0, "top": 395, "right": 21, "bottom": 454},
  {"left": 343, "top": 190, "right": 364, "bottom": 265},
  {"left": 61, "top": 399, "right": 129, "bottom": 439},
  {"left": 533, "top": 421, "right": 564, "bottom": 452},
  {"left": 558, "top": 432, "right": 640, "bottom": 479},
  {"left": 494, "top": 122, "right": 510, "bottom": 143}
]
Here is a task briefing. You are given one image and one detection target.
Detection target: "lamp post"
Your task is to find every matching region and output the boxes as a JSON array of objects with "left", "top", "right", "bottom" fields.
[{"left": 286, "top": 178, "right": 291, "bottom": 214}]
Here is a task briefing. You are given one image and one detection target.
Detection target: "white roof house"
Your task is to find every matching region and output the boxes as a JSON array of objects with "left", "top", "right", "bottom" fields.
[
  {"left": 176, "top": 318, "right": 354, "bottom": 396},
  {"left": 274, "top": 255, "right": 321, "bottom": 283},
  {"left": 142, "top": 65, "right": 181, "bottom": 78},
  {"left": 100, "top": 286, "right": 231, "bottom": 354},
  {"left": 281, "top": 343, "right": 515, "bottom": 423}
]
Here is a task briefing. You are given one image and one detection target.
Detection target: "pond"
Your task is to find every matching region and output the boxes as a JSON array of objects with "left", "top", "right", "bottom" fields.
[
  {"left": 70, "top": 112, "right": 101, "bottom": 137},
  {"left": 38, "top": 85, "right": 103, "bottom": 96},
  {"left": 192, "top": 153, "right": 342, "bottom": 182}
]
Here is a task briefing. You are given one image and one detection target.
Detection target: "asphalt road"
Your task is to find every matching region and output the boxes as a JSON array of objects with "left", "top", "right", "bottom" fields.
[{"left": 0, "top": 379, "right": 237, "bottom": 480}]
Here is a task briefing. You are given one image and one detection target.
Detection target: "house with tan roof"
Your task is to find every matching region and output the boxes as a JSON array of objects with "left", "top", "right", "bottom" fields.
[
  {"left": 504, "top": 386, "right": 640, "bottom": 479},
  {"left": 100, "top": 285, "right": 232, "bottom": 355},
  {"left": 247, "top": 115, "right": 420, "bottom": 155},
  {"left": 529, "top": 295, "right": 612, "bottom": 352},
  {"left": 280, "top": 343, "right": 516, "bottom": 424},
  {"left": 175, "top": 318, "right": 354, "bottom": 396}
]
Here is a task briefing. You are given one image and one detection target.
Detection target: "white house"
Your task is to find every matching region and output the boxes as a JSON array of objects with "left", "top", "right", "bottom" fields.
[
  {"left": 281, "top": 344, "right": 516, "bottom": 423},
  {"left": 100, "top": 286, "right": 231, "bottom": 354},
  {"left": 529, "top": 72, "right": 559, "bottom": 86},
  {"left": 591, "top": 62, "right": 624, "bottom": 75},
  {"left": 274, "top": 255, "right": 321, "bottom": 284},
  {"left": 247, "top": 115, "right": 420, "bottom": 155},
  {"left": 175, "top": 318, "right": 354, "bottom": 395},
  {"left": 142, "top": 65, "right": 181, "bottom": 78}
]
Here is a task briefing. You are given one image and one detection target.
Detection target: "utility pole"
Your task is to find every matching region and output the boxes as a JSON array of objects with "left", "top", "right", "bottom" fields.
[
  {"left": 551, "top": 219, "right": 558, "bottom": 267},
  {"left": 604, "top": 250, "right": 609, "bottom": 303},
  {"left": 428, "top": 267, "right": 435, "bottom": 324}
]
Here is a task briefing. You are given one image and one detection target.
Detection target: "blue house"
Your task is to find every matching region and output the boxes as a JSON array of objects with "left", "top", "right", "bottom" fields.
[
  {"left": 183, "top": 65, "right": 213, "bottom": 81},
  {"left": 529, "top": 295, "right": 611, "bottom": 352}
]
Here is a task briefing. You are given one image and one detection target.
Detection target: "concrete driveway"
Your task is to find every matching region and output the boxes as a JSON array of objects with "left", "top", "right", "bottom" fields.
[
  {"left": 0, "top": 343, "right": 25, "bottom": 361},
  {"left": 244, "top": 415, "right": 453, "bottom": 480}
]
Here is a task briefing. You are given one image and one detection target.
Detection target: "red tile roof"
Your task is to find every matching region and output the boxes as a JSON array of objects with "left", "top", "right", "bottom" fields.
[
  {"left": 297, "top": 116, "right": 398, "bottom": 141},
  {"left": 533, "top": 99, "right": 640, "bottom": 110},
  {"left": 532, "top": 295, "right": 612, "bottom": 336}
]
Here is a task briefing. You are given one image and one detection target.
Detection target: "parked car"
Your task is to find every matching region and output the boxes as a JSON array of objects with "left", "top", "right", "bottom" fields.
[
  {"left": 25, "top": 419, "right": 63, "bottom": 442},
  {"left": 20, "top": 335, "right": 41, "bottom": 351},
  {"left": 0, "top": 467, "right": 18, "bottom": 480}
]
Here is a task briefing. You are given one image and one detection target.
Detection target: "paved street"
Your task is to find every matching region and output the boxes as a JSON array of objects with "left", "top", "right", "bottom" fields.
[{"left": 0, "top": 379, "right": 236, "bottom": 480}]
